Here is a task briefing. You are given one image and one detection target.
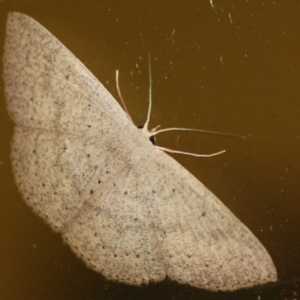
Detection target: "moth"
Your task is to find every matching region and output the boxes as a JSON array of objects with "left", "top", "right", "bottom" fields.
[{"left": 3, "top": 12, "right": 277, "bottom": 291}]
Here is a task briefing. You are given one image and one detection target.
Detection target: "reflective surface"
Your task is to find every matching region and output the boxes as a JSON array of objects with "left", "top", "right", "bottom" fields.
[{"left": 0, "top": 1, "right": 299, "bottom": 299}]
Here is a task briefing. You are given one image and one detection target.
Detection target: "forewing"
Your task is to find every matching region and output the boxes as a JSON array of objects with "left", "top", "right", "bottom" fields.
[{"left": 4, "top": 12, "right": 129, "bottom": 135}]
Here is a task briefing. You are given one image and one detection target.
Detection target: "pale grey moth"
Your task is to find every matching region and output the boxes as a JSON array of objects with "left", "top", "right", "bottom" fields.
[{"left": 3, "top": 12, "right": 277, "bottom": 291}]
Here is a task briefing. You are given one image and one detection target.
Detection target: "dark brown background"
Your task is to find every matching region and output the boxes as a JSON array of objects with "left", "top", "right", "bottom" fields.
[{"left": 0, "top": 1, "right": 299, "bottom": 299}]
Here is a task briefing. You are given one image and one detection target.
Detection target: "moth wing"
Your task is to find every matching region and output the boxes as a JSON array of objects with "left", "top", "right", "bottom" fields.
[
  {"left": 147, "top": 150, "right": 277, "bottom": 290},
  {"left": 62, "top": 138, "right": 167, "bottom": 285},
  {"left": 3, "top": 12, "right": 133, "bottom": 231},
  {"left": 4, "top": 12, "right": 129, "bottom": 135}
]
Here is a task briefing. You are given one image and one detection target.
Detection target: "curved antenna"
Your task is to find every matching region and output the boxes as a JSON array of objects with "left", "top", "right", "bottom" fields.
[
  {"left": 142, "top": 54, "right": 152, "bottom": 133},
  {"left": 116, "top": 70, "right": 132, "bottom": 121},
  {"left": 156, "top": 146, "right": 226, "bottom": 157},
  {"left": 152, "top": 127, "right": 246, "bottom": 140}
]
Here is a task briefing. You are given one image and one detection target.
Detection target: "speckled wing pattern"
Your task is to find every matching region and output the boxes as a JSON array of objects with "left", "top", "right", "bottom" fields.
[{"left": 3, "top": 12, "right": 277, "bottom": 291}]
